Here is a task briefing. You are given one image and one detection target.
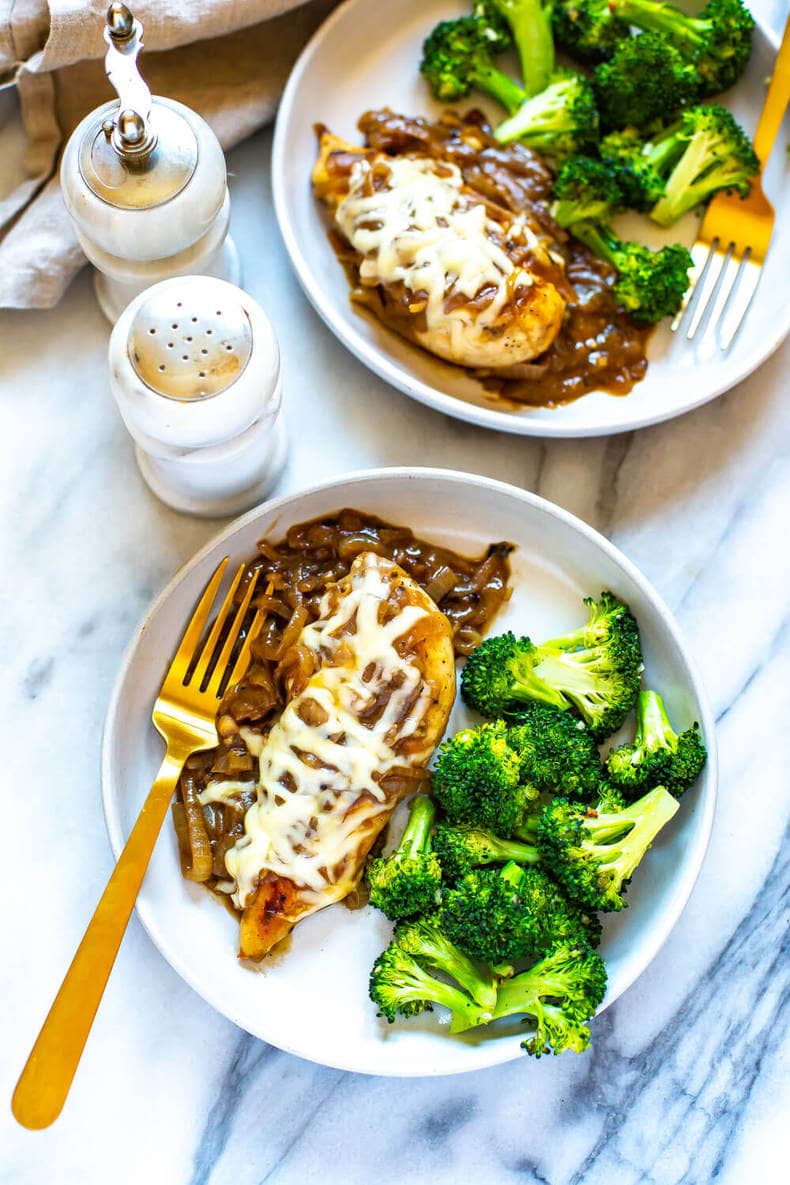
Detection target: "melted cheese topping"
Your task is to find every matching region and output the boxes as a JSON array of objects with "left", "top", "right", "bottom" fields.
[
  {"left": 334, "top": 155, "right": 538, "bottom": 337},
  {"left": 224, "top": 554, "right": 436, "bottom": 909}
]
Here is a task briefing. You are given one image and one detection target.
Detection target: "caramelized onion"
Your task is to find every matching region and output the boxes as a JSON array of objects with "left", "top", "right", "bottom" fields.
[
  {"left": 424, "top": 565, "right": 458, "bottom": 604},
  {"left": 178, "top": 774, "right": 213, "bottom": 882}
]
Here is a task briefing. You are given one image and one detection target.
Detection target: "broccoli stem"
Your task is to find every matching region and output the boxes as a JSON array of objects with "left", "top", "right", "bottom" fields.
[
  {"left": 644, "top": 124, "right": 687, "bottom": 174},
  {"left": 438, "top": 952, "right": 497, "bottom": 1010},
  {"left": 488, "top": 836, "right": 541, "bottom": 865},
  {"left": 508, "top": 648, "right": 569, "bottom": 709},
  {"left": 399, "top": 795, "right": 436, "bottom": 861},
  {"left": 531, "top": 648, "right": 614, "bottom": 712},
  {"left": 586, "top": 786, "right": 679, "bottom": 877},
  {"left": 474, "top": 62, "right": 527, "bottom": 114},
  {"left": 513, "top": 816, "right": 539, "bottom": 842},
  {"left": 616, "top": 0, "right": 706, "bottom": 51},
  {"left": 394, "top": 960, "right": 493, "bottom": 1033},
  {"left": 564, "top": 218, "right": 618, "bottom": 265},
  {"left": 495, "top": 86, "right": 567, "bottom": 145},
  {"left": 492, "top": 963, "right": 574, "bottom": 1020},
  {"left": 500, "top": 0, "right": 556, "bottom": 96},
  {"left": 637, "top": 690, "right": 677, "bottom": 753}
]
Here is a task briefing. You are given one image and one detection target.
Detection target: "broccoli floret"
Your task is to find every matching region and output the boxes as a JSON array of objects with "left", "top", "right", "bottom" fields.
[
  {"left": 569, "top": 220, "right": 692, "bottom": 324},
  {"left": 432, "top": 721, "right": 530, "bottom": 834},
  {"left": 461, "top": 593, "right": 643, "bottom": 740},
  {"left": 507, "top": 701, "right": 605, "bottom": 803},
  {"left": 461, "top": 632, "right": 564, "bottom": 718},
  {"left": 433, "top": 822, "right": 539, "bottom": 881},
  {"left": 552, "top": 0, "right": 632, "bottom": 64},
  {"left": 599, "top": 107, "right": 758, "bottom": 223},
  {"left": 648, "top": 104, "right": 759, "bottom": 226},
  {"left": 550, "top": 155, "right": 624, "bottom": 227},
  {"left": 616, "top": 0, "right": 755, "bottom": 98},
  {"left": 369, "top": 939, "right": 492, "bottom": 1032},
  {"left": 593, "top": 32, "right": 699, "bottom": 130},
  {"left": 483, "top": 941, "right": 608, "bottom": 1054},
  {"left": 599, "top": 127, "right": 670, "bottom": 210},
  {"left": 494, "top": 70, "right": 600, "bottom": 160},
  {"left": 472, "top": 0, "right": 514, "bottom": 53},
  {"left": 367, "top": 795, "right": 441, "bottom": 920},
  {"left": 420, "top": 17, "right": 526, "bottom": 114},
  {"left": 395, "top": 915, "right": 498, "bottom": 1008},
  {"left": 537, "top": 786, "right": 679, "bottom": 910},
  {"left": 441, "top": 861, "right": 602, "bottom": 963},
  {"left": 474, "top": 1, "right": 556, "bottom": 95},
  {"left": 607, "top": 689, "right": 707, "bottom": 797}
]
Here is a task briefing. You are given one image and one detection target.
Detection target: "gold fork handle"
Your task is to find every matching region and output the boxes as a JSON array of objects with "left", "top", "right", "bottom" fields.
[
  {"left": 753, "top": 14, "right": 790, "bottom": 167},
  {"left": 11, "top": 742, "right": 192, "bottom": 1130}
]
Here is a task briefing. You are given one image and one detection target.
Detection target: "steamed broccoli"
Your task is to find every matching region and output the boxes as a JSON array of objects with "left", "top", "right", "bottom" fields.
[
  {"left": 599, "top": 126, "right": 672, "bottom": 210},
  {"left": 367, "top": 795, "right": 441, "bottom": 920},
  {"left": 474, "top": 1, "right": 556, "bottom": 95},
  {"left": 550, "top": 155, "right": 624, "bottom": 226},
  {"left": 507, "top": 700, "right": 605, "bottom": 803},
  {"left": 395, "top": 915, "right": 498, "bottom": 1008},
  {"left": 568, "top": 220, "right": 692, "bottom": 324},
  {"left": 472, "top": 0, "right": 514, "bottom": 53},
  {"left": 441, "top": 861, "right": 602, "bottom": 963},
  {"left": 606, "top": 690, "right": 707, "bottom": 797},
  {"left": 494, "top": 70, "right": 600, "bottom": 160},
  {"left": 483, "top": 942, "right": 608, "bottom": 1054},
  {"left": 432, "top": 720, "right": 529, "bottom": 835},
  {"left": 648, "top": 104, "right": 759, "bottom": 226},
  {"left": 552, "top": 0, "right": 632, "bottom": 64},
  {"left": 593, "top": 32, "right": 699, "bottom": 129},
  {"left": 433, "top": 822, "right": 539, "bottom": 881},
  {"left": 420, "top": 16, "right": 526, "bottom": 113},
  {"left": 615, "top": 0, "right": 755, "bottom": 98},
  {"left": 369, "top": 939, "right": 492, "bottom": 1031},
  {"left": 536, "top": 786, "right": 679, "bottom": 910},
  {"left": 461, "top": 593, "right": 643, "bottom": 740}
]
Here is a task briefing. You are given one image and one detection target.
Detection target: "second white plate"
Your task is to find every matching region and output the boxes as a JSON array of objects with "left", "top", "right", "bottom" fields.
[{"left": 272, "top": 0, "right": 789, "bottom": 437}]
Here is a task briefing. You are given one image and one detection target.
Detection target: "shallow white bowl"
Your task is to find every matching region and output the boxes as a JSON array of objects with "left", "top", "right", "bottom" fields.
[
  {"left": 103, "top": 469, "right": 717, "bottom": 1075},
  {"left": 272, "top": 0, "right": 789, "bottom": 437}
]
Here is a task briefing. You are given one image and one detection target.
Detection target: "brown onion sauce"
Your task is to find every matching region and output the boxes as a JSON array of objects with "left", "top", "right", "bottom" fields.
[
  {"left": 321, "top": 108, "right": 650, "bottom": 408},
  {"left": 172, "top": 509, "right": 513, "bottom": 903}
]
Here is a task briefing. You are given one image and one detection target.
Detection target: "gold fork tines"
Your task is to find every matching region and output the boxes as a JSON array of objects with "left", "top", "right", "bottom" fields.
[
  {"left": 13, "top": 559, "right": 262, "bottom": 1131},
  {"left": 673, "top": 15, "right": 790, "bottom": 351}
]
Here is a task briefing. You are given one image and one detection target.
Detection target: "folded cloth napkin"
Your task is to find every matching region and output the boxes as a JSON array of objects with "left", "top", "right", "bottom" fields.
[{"left": 0, "top": 0, "right": 337, "bottom": 309}]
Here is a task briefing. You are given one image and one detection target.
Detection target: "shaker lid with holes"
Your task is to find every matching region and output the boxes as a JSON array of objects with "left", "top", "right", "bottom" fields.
[{"left": 109, "top": 277, "right": 281, "bottom": 452}]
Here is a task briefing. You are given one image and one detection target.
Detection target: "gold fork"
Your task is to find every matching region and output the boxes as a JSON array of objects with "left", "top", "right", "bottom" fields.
[
  {"left": 675, "top": 14, "right": 790, "bottom": 349},
  {"left": 12, "top": 559, "right": 262, "bottom": 1130}
]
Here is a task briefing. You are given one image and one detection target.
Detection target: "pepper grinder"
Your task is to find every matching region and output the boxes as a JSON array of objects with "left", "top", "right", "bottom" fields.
[{"left": 60, "top": 3, "right": 240, "bottom": 322}]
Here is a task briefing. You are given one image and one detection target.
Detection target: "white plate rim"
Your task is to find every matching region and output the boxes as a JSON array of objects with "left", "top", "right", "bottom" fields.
[
  {"left": 271, "top": 0, "right": 786, "bottom": 438},
  {"left": 101, "top": 466, "right": 718, "bottom": 1074}
]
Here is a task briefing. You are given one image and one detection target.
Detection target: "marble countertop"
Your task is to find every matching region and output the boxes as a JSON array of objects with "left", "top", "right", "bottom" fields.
[{"left": 2, "top": 4, "right": 788, "bottom": 1180}]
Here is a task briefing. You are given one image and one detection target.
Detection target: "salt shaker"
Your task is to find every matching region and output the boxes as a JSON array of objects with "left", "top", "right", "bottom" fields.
[
  {"left": 108, "top": 277, "right": 286, "bottom": 517},
  {"left": 60, "top": 4, "right": 239, "bottom": 322}
]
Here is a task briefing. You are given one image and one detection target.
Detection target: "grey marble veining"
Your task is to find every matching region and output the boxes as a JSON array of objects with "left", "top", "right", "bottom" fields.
[{"left": 1, "top": 3, "right": 788, "bottom": 1181}]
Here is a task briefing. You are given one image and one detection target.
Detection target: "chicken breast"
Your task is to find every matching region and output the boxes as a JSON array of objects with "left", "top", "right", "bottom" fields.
[
  {"left": 313, "top": 131, "right": 566, "bottom": 369},
  {"left": 225, "top": 551, "right": 456, "bottom": 960}
]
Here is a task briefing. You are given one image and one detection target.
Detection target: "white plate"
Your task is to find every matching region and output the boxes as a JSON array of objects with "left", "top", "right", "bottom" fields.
[
  {"left": 103, "top": 469, "right": 716, "bottom": 1075},
  {"left": 272, "top": 0, "right": 789, "bottom": 437}
]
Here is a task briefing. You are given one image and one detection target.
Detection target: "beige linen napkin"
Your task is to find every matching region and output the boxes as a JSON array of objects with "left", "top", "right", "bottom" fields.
[{"left": 0, "top": 0, "right": 336, "bottom": 309}]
